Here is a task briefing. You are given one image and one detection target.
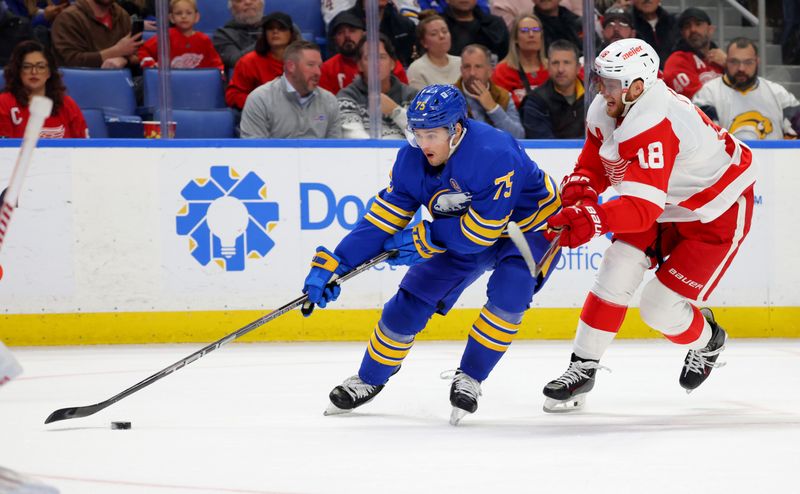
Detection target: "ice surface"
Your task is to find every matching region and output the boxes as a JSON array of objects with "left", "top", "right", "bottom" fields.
[{"left": 1, "top": 339, "right": 798, "bottom": 493}]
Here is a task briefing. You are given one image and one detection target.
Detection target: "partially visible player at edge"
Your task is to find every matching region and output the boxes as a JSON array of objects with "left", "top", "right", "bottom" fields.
[
  {"left": 541, "top": 38, "right": 756, "bottom": 412},
  {"left": 302, "top": 84, "right": 562, "bottom": 425}
]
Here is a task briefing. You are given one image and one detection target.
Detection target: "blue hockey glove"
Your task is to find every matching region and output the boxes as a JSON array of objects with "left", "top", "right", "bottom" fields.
[
  {"left": 302, "top": 247, "right": 348, "bottom": 316},
  {"left": 383, "top": 220, "right": 446, "bottom": 266}
]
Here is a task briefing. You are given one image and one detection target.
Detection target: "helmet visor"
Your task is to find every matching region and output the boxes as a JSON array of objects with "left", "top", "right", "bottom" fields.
[
  {"left": 407, "top": 126, "right": 451, "bottom": 148},
  {"left": 596, "top": 76, "right": 624, "bottom": 98}
]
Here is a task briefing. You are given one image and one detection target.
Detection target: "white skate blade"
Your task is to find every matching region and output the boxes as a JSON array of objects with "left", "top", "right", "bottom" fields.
[
  {"left": 543, "top": 394, "right": 587, "bottom": 413},
  {"left": 323, "top": 402, "right": 352, "bottom": 416},
  {"left": 449, "top": 407, "right": 470, "bottom": 426}
]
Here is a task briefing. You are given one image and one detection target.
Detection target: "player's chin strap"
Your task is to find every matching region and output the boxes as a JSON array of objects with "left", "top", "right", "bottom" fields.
[
  {"left": 620, "top": 88, "right": 647, "bottom": 118},
  {"left": 447, "top": 126, "right": 467, "bottom": 159}
]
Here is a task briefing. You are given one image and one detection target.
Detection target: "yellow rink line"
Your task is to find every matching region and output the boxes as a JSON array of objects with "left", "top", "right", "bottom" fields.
[{"left": 2, "top": 307, "right": 798, "bottom": 346}]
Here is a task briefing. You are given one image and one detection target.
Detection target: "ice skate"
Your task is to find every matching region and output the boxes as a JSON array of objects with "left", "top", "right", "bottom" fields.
[
  {"left": 680, "top": 308, "right": 727, "bottom": 393},
  {"left": 324, "top": 375, "right": 386, "bottom": 416},
  {"left": 446, "top": 369, "right": 482, "bottom": 426},
  {"left": 542, "top": 354, "right": 609, "bottom": 413}
]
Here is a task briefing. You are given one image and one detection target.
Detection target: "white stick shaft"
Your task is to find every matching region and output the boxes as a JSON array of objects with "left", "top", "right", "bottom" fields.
[
  {"left": 506, "top": 221, "right": 561, "bottom": 279},
  {"left": 2, "top": 96, "right": 53, "bottom": 208}
]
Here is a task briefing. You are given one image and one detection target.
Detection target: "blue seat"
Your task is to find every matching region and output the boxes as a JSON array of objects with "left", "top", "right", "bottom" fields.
[
  {"left": 59, "top": 68, "right": 137, "bottom": 118},
  {"left": 156, "top": 109, "right": 235, "bottom": 138},
  {"left": 81, "top": 108, "right": 108, "bottom": 138},
  {"left": 142, "top": 31, "right": 156, "bottom": 42},
  {"left": 270, "top": 2, "right": 326, "bottom": 45},
  {"left": 0, "top": 71, "right": 4, "bottom": 91},
  {"left": 143, "top": 68, "right": 226, "bottom": 111},
  {"left": 196, "top": 0, "right": 232, "bottom": 34}
]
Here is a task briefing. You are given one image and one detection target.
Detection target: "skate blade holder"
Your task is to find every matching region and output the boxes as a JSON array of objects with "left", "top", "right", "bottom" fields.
[{"left": 543, "top": 394, "right": 587, "bottom": 413}]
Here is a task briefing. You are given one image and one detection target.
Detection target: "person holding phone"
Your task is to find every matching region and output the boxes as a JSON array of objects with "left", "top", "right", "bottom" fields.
[
  {"left": 454, "top": 43, "right": 523, "bottom": 138},
  {"left": 51, "top": 0, "right": 143, "bottom": 69}
]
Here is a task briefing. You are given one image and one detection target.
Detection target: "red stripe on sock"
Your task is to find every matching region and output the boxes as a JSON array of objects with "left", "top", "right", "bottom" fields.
[
  {"left": 580, "top": 292, "right": 627, "bottom": 333},
  {"left": 664, "top": 305, "right": 705, "bottom": 344}
]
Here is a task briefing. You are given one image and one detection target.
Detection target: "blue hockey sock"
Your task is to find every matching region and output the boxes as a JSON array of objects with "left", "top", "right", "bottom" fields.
[
  {"left": 459, "top": 304, "right": 522, "bottom": 381},
  {"left": 358, "top": 322, "right": 415, "bottom": 386}
]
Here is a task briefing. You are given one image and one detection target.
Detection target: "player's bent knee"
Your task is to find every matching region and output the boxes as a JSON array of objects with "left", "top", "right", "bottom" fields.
[
  {"left": 381, "top": 289, "right": 436, "bottom": 336},
  {"left": 487, "top": 257, "right": 537, "bottom": 313},
  {"left": 592, "top": 241, "right": 650, "bottom": 305},
  {"left": 639, "top": 279, "right": 689, "bottom": 332}
]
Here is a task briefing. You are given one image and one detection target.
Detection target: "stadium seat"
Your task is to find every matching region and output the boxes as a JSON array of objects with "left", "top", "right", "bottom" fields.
[
  {"left": 195, "top": 0, "right": 232, "bottom": 34},
  {"left": 142, "top": 31, "right": 156, "bottom": 42},
  {"left": 0, "top": 71, "right": 4, "bottom": 91},
  {"left": 143, "top": 68, "right": 226, "bottom": 111},
  {"left": 81, "top": 108, "right": 108, "bottom": 138},
  {"left": 59, "top": 68, "right": 137, "bottom": 118},
  {"left": 155, "top": 109, "right": 236, "bottom": 138}
]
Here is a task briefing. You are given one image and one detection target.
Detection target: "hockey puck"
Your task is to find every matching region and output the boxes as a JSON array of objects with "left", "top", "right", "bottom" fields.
[{"left": 111, "top": 421, "right": 131, "bottom": 430}]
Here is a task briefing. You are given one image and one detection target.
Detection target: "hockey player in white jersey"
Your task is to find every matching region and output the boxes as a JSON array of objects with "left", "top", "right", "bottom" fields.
[
  {"left": 541, "top": 38, "right": 756, "bottom": 412},
  {"left": 693, "top": 37, "right": 800, "bottom": 140}
]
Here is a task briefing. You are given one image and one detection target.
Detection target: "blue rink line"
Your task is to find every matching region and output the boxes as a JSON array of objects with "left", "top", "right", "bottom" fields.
[{"left": 0, "top": 138, "right": 798, "bottom": 149}]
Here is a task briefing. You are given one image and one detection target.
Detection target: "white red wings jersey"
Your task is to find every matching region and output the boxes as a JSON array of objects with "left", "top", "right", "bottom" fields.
[{"left": 582, "top": 79, "right": 756, "bottom": 224}]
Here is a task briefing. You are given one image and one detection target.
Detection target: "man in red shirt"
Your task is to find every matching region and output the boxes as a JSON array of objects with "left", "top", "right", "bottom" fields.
[
  {"left": 663, "top": 7, "right": 724, "bottom": 99},
  {"left": 319, "top": 11, "right": 407, "bottom": 95}
]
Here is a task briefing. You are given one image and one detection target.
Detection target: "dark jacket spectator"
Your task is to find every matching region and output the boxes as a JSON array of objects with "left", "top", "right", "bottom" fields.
[
  {"left": 213, "top": 0, "right": 265, "bottom": 71},
  {"left": 533, "top": 0, "right": 582, "bottom": 54},
  {"left": 632, "top": 1, "right": 678, "bottom": 69},
  {"left": 443, "top": 0, "right": 509, "bottom": 61},
  {"left": 0, "top": 3, "right": 36, "bottom": 67},
  {"left": 345, "top": 0, "right": 416, "bottom": 67},
  {"left": 6, "top": 0, "right": 68, "bottom": 28},
  {"left": 51, "top": 0, "right": 140, "bottom": 68}
]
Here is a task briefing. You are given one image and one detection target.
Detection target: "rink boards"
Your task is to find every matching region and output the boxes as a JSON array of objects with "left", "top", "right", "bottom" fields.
[{"left": 0, "top": 139, "right": 797, "bottom": 345}]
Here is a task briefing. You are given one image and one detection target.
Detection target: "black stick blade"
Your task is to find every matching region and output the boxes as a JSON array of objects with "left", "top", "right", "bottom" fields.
[{"left": 45, "top": 403, "right": 106, "bottom": 424}]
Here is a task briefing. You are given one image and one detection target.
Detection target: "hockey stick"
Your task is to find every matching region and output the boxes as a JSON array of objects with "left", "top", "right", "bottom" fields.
[
  {"left": 0, "top": 96, "right": 53, "bottom": 253},
  {"left": 506, "top": 221, "right": 561, "bottom": 279},
  {"left": 44, "top": 250, "right": 398, "bottom": 424}
]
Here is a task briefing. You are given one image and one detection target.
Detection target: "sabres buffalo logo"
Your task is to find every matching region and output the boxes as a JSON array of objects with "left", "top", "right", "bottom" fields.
[{"left": 729, "top": 111, "right": 773, "bottom": 140}]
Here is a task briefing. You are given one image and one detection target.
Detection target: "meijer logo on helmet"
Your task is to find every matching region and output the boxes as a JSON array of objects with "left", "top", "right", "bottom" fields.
[{"left": 622, "top": 45, "right": 643, "bottom": 60}]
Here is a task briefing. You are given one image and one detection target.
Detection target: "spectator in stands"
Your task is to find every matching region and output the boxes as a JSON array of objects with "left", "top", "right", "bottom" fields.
[
  {"left": 322, "top": 0, "right": 421, "bottom": 29},
  {"left": 51, "top": 0, "right": 142, "bottom": 69},
  {"left": 406, "top": 11, "right": 460, "bottom": 90},
  {"left": 338, "top": 34, "right": 415, "bottom": 139},
  {"left": 0, "top": 40, "right": 87, "bottom": 138},
  {"left": 225, "top": 11, "right": 296, "bottom": 110},
  {"left": 521, "top": 39, "right": 583, "bottom": 139},
  {"left": 599, "top": 5, "right": 635, "bottom": 51},
  {"left": 456, "top": 43, "right": 523, "bottom": 138},
  {"left": 320, "top": 11, "right": 407, "bottom": 95},
  {"left": 417, "top": 0, "right": 490, "bottom": 15},
  {"left": 138, "top": 0, "right": 223, "bottom": 70},
  {"left": 213, "top": 0, "right": 265, "bottom": 71},
  {"left": 6, "top": 0, "right": 69, "bottom": 29},
  {"left": 491, "top": 0, "right": 531, "bottom": 31},
  {"left": 532, "top": 0, "right": 580, "bottom": 53},
  {"left": 693, "top": 37, "right": 800, "bottom": 140},
  {"left": 443, "top": 0, "right": 509, "bottom": 61},
  {"left": 631, "top": 0, "right": 676, "bottom": 69},
  {"left": 492, "top": 13, "right": 549, "bottom": 108},
  {"left": 664, "top": 7, "right": 724, "bottom": 100},
  {"left": 240, "top": 40, "right": 341, "bottom": 138},
  {"left": 344, "top": 0, "right": 416, "bottom": 67},
  {"left": 1, "top": 3, "right": 36, "bottom": 67}
]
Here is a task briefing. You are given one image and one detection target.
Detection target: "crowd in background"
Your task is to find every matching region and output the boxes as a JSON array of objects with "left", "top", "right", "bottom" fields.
[{"left": 0, "top": 0, "right": 799, "bottom": 140}]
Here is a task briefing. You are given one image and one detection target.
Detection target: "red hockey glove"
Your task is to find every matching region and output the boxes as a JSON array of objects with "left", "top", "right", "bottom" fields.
[
  {"left": 547, "top": 203, "right": 608, "bottom": 248},
  {"left": 559, "top": 173, "right": 598, "bottom": 208}
]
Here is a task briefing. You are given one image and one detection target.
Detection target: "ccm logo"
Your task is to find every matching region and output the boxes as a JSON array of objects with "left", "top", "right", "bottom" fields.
[
  {"left": 584, "top": 205, "right": 604, "bottom": 235},
  {"left": 668, "top": 268, "right": 704, "bottom": 289}
]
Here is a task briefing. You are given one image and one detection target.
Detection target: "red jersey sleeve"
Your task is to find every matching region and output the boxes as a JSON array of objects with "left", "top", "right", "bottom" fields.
[
  {"left": 138, "top": 35, "right": 158, "bottom": 68},
  {"left": 392, "top": 59, "right": 408, "bottom": 84},
  {"left": 318, "top": 59, "right": 341, "bottom": 95},
  {"left": 0, "top": 94, "right": 15, "bottom": 138},
  {"left": 573, "top": 126, "right": 610, "bottom": 194},
  {"left": 225, "top": 56, "right": 253, "bottom": 110},
  {"left": 197, "top": 33, "right": 224, "bottom": 71},
  {"left": 602, "top": 118, "right": 680, "bottom": 232},
  {"left": 663, "top": 52, "right": 703, "bottom": 99},
  {"left": 63, "top": 97, "right": 88, "bottom": 138}
]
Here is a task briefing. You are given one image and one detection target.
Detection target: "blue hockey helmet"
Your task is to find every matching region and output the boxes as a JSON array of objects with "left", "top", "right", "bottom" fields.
[{"left": 406, "top": 84, "right": 468, "bottom": 136}]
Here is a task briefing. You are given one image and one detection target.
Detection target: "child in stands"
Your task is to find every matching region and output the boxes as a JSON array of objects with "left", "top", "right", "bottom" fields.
[{"left": 137, "top": 0, "right": 223, "bottom": 70}]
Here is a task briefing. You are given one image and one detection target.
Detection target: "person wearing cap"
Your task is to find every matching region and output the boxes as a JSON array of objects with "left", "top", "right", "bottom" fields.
[
  {"left": 599, "top": 5, "right": 636, "bottom": 51},
  {"left": 319, "top": 10, "right": 407, "bottom": 95},
  {"left": 137, "top": 0, "right": 223, "bottom": 71},
  {"left": 631, "top": 0, "right": 677, "bottom": 69},
  {"left": 663, "top": 7, "right": 724, "bottom": 99},
  {"left": 225, "top": 11, "right": 297, "bottom": 110},
  {"left": 240, "top": 40, "right": 342, "bottom": 138},
  {"left": 212, "top": 0, "right": 266, "bottom": 71},
  {"left": 693, "top": 37, "right": 800, "bottom": 140}
]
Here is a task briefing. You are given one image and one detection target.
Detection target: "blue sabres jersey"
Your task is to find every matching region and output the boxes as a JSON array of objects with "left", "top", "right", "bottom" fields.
[{"left": 335, "top": 120, "right": 560, "bottom": 268}]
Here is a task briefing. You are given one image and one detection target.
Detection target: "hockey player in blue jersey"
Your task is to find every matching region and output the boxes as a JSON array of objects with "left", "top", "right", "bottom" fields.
[{"left": 303, "top": 84, "right": 562, "bottom": 425}]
